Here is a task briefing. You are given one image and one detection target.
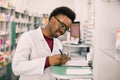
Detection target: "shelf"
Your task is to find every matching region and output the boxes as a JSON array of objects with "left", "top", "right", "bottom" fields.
[
  {"left": 0, "top": 46, "right": 11, "bottom": 52},
  {"left": 102, "top": 49, "right": 120, "bottom": 64},
  {"left": 0, "top": 2, "right": 40, "bottom": 53},
  {"left": 0, "top": 5, "right": 10, "bottom": 10},
  {"left": 0, "top": 66, "right": 7, "bottom": 78}
]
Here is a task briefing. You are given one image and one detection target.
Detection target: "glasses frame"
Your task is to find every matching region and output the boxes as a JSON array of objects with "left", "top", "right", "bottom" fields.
[{"left": 54, "top": 16, "right": 69, "bottom": 32}]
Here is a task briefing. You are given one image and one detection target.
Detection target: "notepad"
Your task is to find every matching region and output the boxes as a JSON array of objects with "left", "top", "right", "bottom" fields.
[
  {"left": 64, "top": 53, "right": 88, "bottom": 66},
  {"left": 65, "top": 59, "right": 88, "bottom": 66},
  {"left": 66, "top": 68, "right": 92, "bottom": 75},
  {"left": 72, "top": 79, "right": 91, "bottom": 80}
]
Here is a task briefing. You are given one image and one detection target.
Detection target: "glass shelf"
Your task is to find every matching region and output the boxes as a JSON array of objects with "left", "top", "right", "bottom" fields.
[{"left": 102, "top": 49, "right": 120, "bottom": 64}]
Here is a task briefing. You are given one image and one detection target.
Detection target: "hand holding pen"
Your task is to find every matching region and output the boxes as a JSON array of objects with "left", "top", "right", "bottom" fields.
[
  {"left": 59, "top": 49, "right": 70, "bottom": 64},
  {"left": 59, "top": 49, "right": 63, "bottom": 55},
  {"left": 59, "top": 49, "right": 71, "bottom": 59},
  {"left": 48, "top": 49, "right": 70, "bottom": 66}
]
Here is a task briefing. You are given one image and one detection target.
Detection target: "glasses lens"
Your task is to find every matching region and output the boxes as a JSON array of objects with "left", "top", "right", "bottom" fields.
[{"left": 54, "top": 16, "right": 69, "bottom": 32}]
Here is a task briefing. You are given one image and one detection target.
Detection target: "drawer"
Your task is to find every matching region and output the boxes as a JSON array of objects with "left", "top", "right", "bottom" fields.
[{"left": 0, "top": 66, "right": 7, "bottom": 78}]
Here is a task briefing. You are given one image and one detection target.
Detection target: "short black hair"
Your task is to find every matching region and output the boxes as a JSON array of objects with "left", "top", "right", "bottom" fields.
[{"left": 49, "top": 6, "right": 76, "bottom": 22}]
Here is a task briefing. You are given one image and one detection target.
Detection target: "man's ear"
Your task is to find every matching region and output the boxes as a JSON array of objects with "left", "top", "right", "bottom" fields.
[{"left": 50, "top": 17, "right": 55, "bottom": 23}]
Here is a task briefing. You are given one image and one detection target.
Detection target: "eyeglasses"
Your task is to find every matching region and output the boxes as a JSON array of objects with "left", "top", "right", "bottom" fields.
[{"left": 54, "top": 16, "right": 69, "bottom": 32}]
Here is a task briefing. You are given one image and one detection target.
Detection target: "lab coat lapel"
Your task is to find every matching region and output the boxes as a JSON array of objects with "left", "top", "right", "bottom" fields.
[
  {"left": 42, "top": 40, "right": 51, "bottom": 54},
  {"left": 52, "top": 39, "right": 58, "bottom": 55},
  {"left": 38, "top": 27, "right": 51, "bottom": 54}
]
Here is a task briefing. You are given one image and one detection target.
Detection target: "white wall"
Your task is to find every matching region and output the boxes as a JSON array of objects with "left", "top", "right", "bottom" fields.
[
  {"left": 10, "top": 0, "right": 28, "bottom": 12},
  {"left": 27, "top": 0, "right": 75, "bottom": 15},
  {"left": 27, "top": 0, "right": 89, "bottom": 26},
  {"left": 9, "top": 0, "right": 88, "bottom": 24},
  {"left": 74, "top": 0, "right": 88, "bottom": 23},
  {"left": 74, "top": 0, "right": 89, "bottom": 39}
]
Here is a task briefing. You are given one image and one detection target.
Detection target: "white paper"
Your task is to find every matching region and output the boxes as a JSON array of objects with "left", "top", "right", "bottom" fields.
[
  {"left": 70, "top": 79, "right": 91, "bottom": 80},
  {"left": 66, "top": 68, "right": 92, "bottom": 75},
  {"left": 65, "top": 59, "right": 88, "bottom": 66},
  {"left": 64, "top": 53, "right": 88, "bottom": 66}
]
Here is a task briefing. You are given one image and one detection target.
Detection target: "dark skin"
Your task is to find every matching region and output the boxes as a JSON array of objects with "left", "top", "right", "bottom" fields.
[{"left": 42, "top": 15, "right": 72, "bottom": 66}]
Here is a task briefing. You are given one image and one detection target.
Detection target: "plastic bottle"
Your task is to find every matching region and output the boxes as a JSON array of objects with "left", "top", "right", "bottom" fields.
[{"left": 116, "top": 30, "right": 120, "bottom": 54}]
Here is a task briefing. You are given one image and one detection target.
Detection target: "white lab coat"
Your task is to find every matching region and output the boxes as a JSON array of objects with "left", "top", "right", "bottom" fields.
[{"left": 12, "top": 27, "right": 62, "bottom": 80}]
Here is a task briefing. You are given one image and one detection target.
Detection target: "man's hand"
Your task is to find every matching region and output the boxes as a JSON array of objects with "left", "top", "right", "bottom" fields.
[
  {"left": 60, "top": 54, "right": 69, "bottom": 65},
  {"left": 49, "top": 54, "right": 61, "bottom": 66},
  {"left": 49, "top": 54, "right": 69, "bottom": 66}
]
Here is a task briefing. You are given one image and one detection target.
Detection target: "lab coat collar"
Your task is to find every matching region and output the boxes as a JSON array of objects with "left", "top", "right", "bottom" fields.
[
  {"left": 37, "top": 27, "right": 45, "bottom": 40},
  {"left": 37, "top": 27, "right": 58, "bottom": 54}
]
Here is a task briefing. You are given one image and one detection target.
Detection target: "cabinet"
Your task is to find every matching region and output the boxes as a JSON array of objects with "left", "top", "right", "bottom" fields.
[
  {"left": 11, "top": 10, "right": 34, "bottom": 48},
  {"left": 7, "top": 62, "right": 19, "bottom": 80},
  {"left": 34, "top": 16, "right": 41, "bottom": 29},
  {"left": 6, "top": 63, "right": 12, "bottom": 80},
  {"left": 0, "top": 62, "right": 19, "bottom": 80},
  {"left": 94, "top": 0, "right": 120, "bottom": 80},
  {"left": 98, "top": 49, "right": 120, "bottom": 80},
  {"left": 102, "top": 49, "right": 120, "bottom": 64},
  {"left": 0, "top": 5, "right": 11, "bottom": 52},
  {"left": 0, "top": 66, "right": 7, "bottom": 80},
  {"left": 33, "top": 14, "right": 49, "bottom": 29},
  {"left": 0, "top": 2, "right": 34, "bottom": 52}
]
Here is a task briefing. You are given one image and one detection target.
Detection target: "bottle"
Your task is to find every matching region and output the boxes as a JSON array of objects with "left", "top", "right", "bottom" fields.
[
  {"left": 116, "top": 30, "right": 120, "bottom": 54},
  {"left": 0, "top": 55, "right": 4, "bottom": 68}
]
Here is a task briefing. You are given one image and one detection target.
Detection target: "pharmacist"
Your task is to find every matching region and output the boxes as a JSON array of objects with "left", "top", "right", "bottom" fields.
[{"left": 12, "top": 6, "right": 76, "bottom": 80}]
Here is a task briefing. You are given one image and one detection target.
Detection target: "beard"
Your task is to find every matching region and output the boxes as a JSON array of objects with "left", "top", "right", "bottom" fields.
[{"left": 52, "top": 34, "right": 58, "bottom": 38}]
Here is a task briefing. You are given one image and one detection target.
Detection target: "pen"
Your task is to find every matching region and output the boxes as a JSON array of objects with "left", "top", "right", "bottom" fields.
[{"left": 59, "top": 49, "right": 63, "bottom": 55}]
